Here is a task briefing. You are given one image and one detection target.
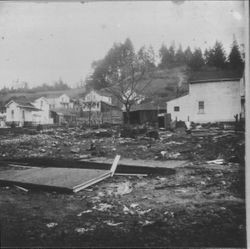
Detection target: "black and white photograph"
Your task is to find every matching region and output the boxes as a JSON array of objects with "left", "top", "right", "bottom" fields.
[{"left": 0, "top": 0, "right": 248, "bottom": 247}]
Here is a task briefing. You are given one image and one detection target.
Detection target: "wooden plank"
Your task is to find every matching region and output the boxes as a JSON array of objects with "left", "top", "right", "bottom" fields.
[
  {"left": 73, "top": 171, "right": 111, "bottom": 191},
  {"left": 110, "top": 155, "right": 120, "bottom": 176},
  {"left": 114, "top": 173, "right": 147, "bottom": 177},
  {"left": 73, "top": 155, "right": 121, "bottom": 192},
  {"left": 73, "top": 172, "right": 112, "bottom": 193}
]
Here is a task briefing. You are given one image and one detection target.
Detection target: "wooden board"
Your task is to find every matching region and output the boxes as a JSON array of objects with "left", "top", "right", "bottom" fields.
[{"left": 0, "top": 167, "right": 111, "bottom": 192}]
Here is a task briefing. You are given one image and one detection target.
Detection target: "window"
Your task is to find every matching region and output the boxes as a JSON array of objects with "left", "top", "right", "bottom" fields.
[
  {"left": 11, "top": 110, "right": 14, "bottom": 119},
  {"left": 198, "top": 101, "right": 204, "bottom": 114},
  {"left": 40, "top": 101, "right": 43, "bottom": 108},
  {"left": 174, "top": 106, "right": 180, "bottom": 112}
]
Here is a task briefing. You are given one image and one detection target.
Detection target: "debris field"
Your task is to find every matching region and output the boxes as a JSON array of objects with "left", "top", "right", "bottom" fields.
[{"left": 0, "top": 125, "right": 246, "bottom": 247}]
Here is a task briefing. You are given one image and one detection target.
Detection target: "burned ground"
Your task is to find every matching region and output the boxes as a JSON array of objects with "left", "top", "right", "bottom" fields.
[{"left": 0, "top": 126, "right": 246, "bottom": 247}]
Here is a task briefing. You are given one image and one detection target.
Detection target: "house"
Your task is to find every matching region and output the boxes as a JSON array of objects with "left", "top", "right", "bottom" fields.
[
  {"left": 80, "top": 90, "right": 122, "bottom": 125},
  {"left": 83, "top": 90, "right": 112, "bottom": 106},
  {"left": 166, "top": 73, "right": 244, "bottom": 123},
  {"left": 5, "top": 98, "right": 41, "bottom": 126},
  {"left": 124, "top": 102, "right": 166, "bottom": 125},
  {"left": 31, "top": 97, "right": 53, "bottom": 124},
  {"left": 47, "top": 93, "right": 71, "bottom": 109}
]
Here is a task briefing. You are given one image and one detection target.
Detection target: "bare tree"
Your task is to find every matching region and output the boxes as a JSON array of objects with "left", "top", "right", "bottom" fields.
[{"left": 104, "top": 41, "right": 155, "bottom": 124}]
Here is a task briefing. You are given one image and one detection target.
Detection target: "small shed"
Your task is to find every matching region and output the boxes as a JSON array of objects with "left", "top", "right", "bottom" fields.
[{"left": 124, "top": 103, "right": 166, "bottom": 125}]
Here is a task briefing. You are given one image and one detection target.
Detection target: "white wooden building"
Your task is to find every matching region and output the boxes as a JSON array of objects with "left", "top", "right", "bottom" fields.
[
  {"left": 5, "top": 99, "right": 41, "bottom": 126},
  {"left": 31, "top": 97, "right": 53, "bottom": 124},
  {"left": 5, "top": 97, "right": 53, "bottom": 126},
  {"left": 166, "top": 77, "right": 243, "bottom": 123},
  {"left": 47, "top": 94, "right": 71, "bottom": 109}
]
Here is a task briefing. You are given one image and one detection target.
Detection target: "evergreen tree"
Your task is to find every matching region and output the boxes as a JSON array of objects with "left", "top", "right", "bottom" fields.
[
  {"left": 168, "top": 42, "right": 176, "bottom": 65},
  {"left": 175, "top": 44, "right": 185, "bottom": 65},
  {"left": 188, "top": 48, "right": 204, "bottom": 70},
  {"left": 228, "top": 38, "right": 244, "bottom": 71},
  {"left": 184, "top": 46, "right": 192, "bottom": 64},
  {"left": 209, "top": 41, "right": 227, "bottom": 69},
  {"left": 159, "top": 44, "right": 169, "bottom": 69}
]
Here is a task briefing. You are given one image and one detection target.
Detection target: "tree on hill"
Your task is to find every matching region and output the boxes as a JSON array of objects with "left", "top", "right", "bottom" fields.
[
  {"left": 158, "top": 42, "right": 176, "bottom": 68},
  {"left": 188, "top": 48, "right": 204, "bottom": 70},
  {"left": 175, "top": 45, "right": 186, "bottom": 65},
  {"left": 228, "top": 38, "right": 244, "bottom": 72},
  {"left": 184, "top": 46, "right": 192, "bottom": 65},
  {"left": 159, "top": 44, "right": 169, "bottom": 69},
  {"left": 205, "top": 41, "right": 227, "bottom": 69},
  {"left": 138, "top": 45, "right": 156, "bottom": 70}
]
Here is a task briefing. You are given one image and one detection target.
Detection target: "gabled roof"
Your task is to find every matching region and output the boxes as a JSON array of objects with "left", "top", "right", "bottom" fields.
[
  {"left": 32, "top": 96, "right": 49, "bottom": 103},
  {"left": 5, "top": 98, "right": 41, "bottom": 111}
]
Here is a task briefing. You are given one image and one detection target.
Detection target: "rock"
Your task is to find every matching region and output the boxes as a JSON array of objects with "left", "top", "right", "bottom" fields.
[
  {"left": 46, "top": 222, "right": 58, "bottom": 228},
  {"left": 79, "top": 154, "right": 91, "bottom": 159},
  {"left": 71, "top": 147, "right": 80, "bottom": 153}
]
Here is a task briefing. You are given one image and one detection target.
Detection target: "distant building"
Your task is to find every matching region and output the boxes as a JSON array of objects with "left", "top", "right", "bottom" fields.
[
  {"left": 83, "top": 90, "right": 112, "bottom": 107},
  {"left": 47, "top": 93, "right": 71, "bottom": 109},
  {"left": 80, "top": 89, "right": 122, "bottom": 125},
  {"left": 31, "top": 97, "right": 54, "bottom": 124},
  {"left": 5, "top": 99, "right": 41, "bottom": 126},
  {"left": 5, "top": 97, "right": 54, "bottom": 126},
  {"left": 166, "top": 75, "right": 244, "bottom": 123}
]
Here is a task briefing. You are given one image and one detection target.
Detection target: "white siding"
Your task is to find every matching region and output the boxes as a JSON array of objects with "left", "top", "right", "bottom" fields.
[
  {"left": 189, "top": 81, "right": 241, "bottom": 123},
  {"left": 47, "top": 94, "right": 70, "bottom": 109},
  {"left": 32, "top": 97, "right": 53, "bottom": 124},
  {"left": 167, "top": 95, "right": 190, "bottom": 122},
  {"left": 166, "top": 80, "right": 241, "bottom": 123},
  {"left": 6, "top": 102, "right": 33, "bottom": 124},
  {"left": 85, "top": 91, "right": 111, "bottom": 105}
]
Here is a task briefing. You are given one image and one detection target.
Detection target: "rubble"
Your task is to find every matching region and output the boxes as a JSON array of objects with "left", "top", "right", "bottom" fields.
[
  {"left": 46, "top": 222, "right": 58, "bottom": 228},
  {"left": 75, "top": 227, "right": 94, "bottom": 234},
  {"left": 0, "top": 124, "right": 246, "bottom": 247}
]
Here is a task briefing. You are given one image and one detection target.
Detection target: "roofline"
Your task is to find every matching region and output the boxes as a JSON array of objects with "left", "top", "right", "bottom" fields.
[
  {"left": 166, "top": 94, "right": 189, "bottom": 103},
  {"left": 5, "top": 100, "right": 15, "bottom": 107},
  {"left": 5, "top": 100, "right": 41, "bottom": 111},
  {"left": 190, "top": 78, "right": 241, "bottom": 84},
  {"left": 33, "top": 96, "right": 49, "bottom": 103}
]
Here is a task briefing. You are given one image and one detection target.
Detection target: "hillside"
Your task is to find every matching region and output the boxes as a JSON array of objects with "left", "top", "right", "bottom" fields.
[
  {"left": 137, "top": 65, "right": 190, "bottom": 105},
  {"left": 0, "top": 88, "right": 86, "bottom": 106}
]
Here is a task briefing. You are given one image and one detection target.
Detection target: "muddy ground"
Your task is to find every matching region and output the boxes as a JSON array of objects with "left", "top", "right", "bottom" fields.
[{"left": 0, "top": 126, "right": 246, "bottom": 247}]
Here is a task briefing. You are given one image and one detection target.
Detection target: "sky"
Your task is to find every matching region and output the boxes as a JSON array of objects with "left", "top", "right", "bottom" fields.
[{"left": 0, "top": 0, "right": 246, "bottom": 89}]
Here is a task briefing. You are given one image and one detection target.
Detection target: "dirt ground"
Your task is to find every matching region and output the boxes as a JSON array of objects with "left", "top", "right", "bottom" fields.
[{"left": 0, "top": 126, "right": 246, "bottom": 247}]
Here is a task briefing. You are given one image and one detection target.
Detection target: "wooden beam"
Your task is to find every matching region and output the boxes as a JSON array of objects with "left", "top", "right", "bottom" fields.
[
  {"left": 73, "top": 172, "right": 111, "bottom": 193},
  {"left": 73, "top": 155, "right": 120, "bottom": 192},
  {"left": 110, "top": 155, "right": 121, "bottom": 177}
]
